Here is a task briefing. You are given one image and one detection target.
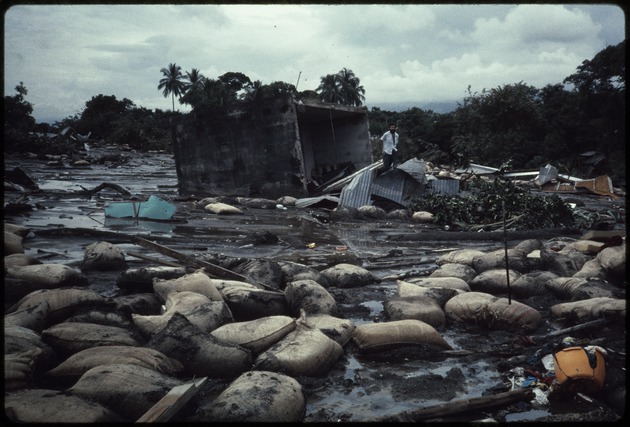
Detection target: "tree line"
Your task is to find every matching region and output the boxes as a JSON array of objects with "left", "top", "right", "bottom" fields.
[
  {"left": 157, "top": 65, "right": 365, "bottom": 113},
  {"left": 4, "top": 40, "right": 624, "bottom": 183}
]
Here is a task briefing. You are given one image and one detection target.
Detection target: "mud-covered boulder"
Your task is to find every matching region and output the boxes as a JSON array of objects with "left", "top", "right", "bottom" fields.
[
  {"left": 597, "top": 243, "right": 626, "bottom": 282},
  {"left": 41, "top": 322, "right": 142, "bottom": 357},
  {"left": 4, "top": 301, "right": 50, "bottom": 333},
  {"left": 429, "top": 263, "right": 477, "bottom": 282},
  {"left": 7, "top": 288, "right": 111, "bottom": 325},
  {"left": 403, "top": 276, "right": 471, "bottom": 292},
  {"left": 204, "top": 202, "right": 243, "bottom": 214},
  {"left": 444, "top": 291, "right": 542, "bottom": 332},
  {"left": 6, "top": 264, "right": 88, "bottom": 289},
  {"left": 116, "top": 266, "right": 188, "bottom": 292},
  {"left": 468, "top": 268, "right": 522, "bottom": 295},
  {"left": 320, "top": 263, "right": 379, "bottom": 288},
  {"left": 384, "top": 295, "right": 446, "bottom": 329},
  {"left": 132, "top": 291, "right": 233, "bottom": 336},
  {"left": 152, "top": 270, "right": 223, "bottom": 302},
  {"left": 81, "top": 241, "right": 126, "bottom": 271},
  {"left": 44, "top": 345, "right": 183, "bottom": 384},
  {"left": 210, "top": 315, "right": 297, "bottom": 355},
  {"left": 253, "top": 319, "right": 344, "bottom": 377},
  {"left": 396, "top": 281, "right": 461, "bottom": 306},
  {"left": 147, "top": 313, "right": 253, "bottom": 378},
  {"left": 4, "top": 253, "right": 42, "bottom": 269},
  {"left": 278, "top": 260, "right": 331, "bottom": 288},
  {"left": 285, "top": 279, "right": 339, "bottom": 317},
  {"left": 352, "top": 319, "right": 452, "bottom": 351},
  {"left": 550, "top": 297, "right": 626, "bottom": 323},
  {"left": 5, "top": 389, "right": 124, "bottom": 423},
  {"left": 545, "top": 277, "right": 622, "bottom": 301},
  {"left": 4, "top": 230, "right": 24, "bottom": 255},
  {"left": 189, "top": 370, "right": 306, "bottom": 422},
  {"left": 304, "top": 313, "right": 355, "bottom": 347},
  {"left": 67, "top": 363, "right": 183, "bottom": 421},
  {"left": 510, "top": 271, "right": 559, "bottom": 298},
  {"left": 435, "top": 249, "right": 486, "bottom": 267},
  {"left": 472, "top": 248, "right": 541, "bottom": 273}
]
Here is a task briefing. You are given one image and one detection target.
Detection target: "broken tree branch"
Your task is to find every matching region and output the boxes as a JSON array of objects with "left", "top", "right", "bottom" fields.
[{"left": 78, "top": 182, "right": 131, "bottom": 196}]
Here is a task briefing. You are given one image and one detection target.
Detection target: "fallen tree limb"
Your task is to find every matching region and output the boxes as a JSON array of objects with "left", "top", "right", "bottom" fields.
[
  {"left": 369, "top": 388, "right": 534, "bottom": 422},
  {"left": 134, "top": 236, "right": 277, "bottom": 291},
  {"left": 78, "top": 182, "right": 131, "bottom": 196}
]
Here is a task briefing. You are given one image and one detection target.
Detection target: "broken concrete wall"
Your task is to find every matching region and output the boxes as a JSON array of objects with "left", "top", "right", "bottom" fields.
[
  {"left": 173, "top": 95, "right": 373, "bottom": 198},
  {"left": 173, "top": 96, "right": 303, "bottom": 197}
]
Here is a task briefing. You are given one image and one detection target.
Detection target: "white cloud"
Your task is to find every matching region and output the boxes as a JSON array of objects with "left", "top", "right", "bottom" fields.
[{"left": 3, "top": 4, "right": 624, "bottom": 123}]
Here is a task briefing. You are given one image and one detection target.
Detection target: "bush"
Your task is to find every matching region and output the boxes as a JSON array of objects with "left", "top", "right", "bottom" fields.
[{"left": 408, "top": 178, "right": 576, "bottom": 230}]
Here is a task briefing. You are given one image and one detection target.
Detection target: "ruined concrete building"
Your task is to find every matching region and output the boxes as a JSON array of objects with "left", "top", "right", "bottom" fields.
[{"left": 173, "top": 95, "right": 373, "bottom": 198}]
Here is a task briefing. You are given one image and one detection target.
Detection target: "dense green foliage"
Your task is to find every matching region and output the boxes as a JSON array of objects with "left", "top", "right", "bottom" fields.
[
  {"left": 4, "top": 41, "right": 625, "bottom": 186},
  {"left": 408, "top": 178, "right": 578, "bottom": 231},
  {"left": 316, "top": 68, "right": 365, "bottom": 106},
  {"left": 3, "top": 82, "right": 38, "bottom": 153},
  {"left": 367, "top": 41, "right": 625, "bottom": 184}
]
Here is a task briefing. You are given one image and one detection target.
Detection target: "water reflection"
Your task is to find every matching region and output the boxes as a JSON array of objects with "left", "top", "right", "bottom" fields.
[{"left": 104, "top": 218, "right": 177, "bottom": 234}]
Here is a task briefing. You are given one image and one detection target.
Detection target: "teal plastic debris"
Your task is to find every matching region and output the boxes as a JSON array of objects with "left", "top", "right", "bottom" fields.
[{"left": 104, "top": 195, "right": 176, "bottom": 220}]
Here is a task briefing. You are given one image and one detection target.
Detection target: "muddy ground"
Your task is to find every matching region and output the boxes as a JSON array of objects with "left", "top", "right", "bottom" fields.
[{"left": 3, "top": 144, "right": 626, "bottom": 422}]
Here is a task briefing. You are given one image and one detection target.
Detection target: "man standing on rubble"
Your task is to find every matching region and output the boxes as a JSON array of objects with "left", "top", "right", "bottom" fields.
[{"left": 378, "top": 122, "right": 399, "bottom": 175}]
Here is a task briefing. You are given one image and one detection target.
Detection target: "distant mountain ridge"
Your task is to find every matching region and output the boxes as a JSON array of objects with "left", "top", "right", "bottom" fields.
[{"left": 366, "top": 100, "right": 458, "bottom": 114}]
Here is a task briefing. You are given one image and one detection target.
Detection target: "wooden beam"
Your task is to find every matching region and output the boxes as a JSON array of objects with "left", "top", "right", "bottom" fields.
[
  {"left": 136, "top": 377, "right": 207, "bottom": 423},
  {"left": 133, "top": 236, "right": 276, "bottom": 290},
  {"left": 369, "top": 388, "right": 534, "bottom": 422},
  {"left": 126, "top": 251, "right": 183, "bottom": 267}
]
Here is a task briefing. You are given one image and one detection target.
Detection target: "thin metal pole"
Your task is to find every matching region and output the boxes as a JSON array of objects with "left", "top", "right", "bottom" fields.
[
  {"left": 503, "top": 200, "right": 511, "bottom": 304},
  {"left": 329, "top": 109, "right": 338, "bottom": 164}
]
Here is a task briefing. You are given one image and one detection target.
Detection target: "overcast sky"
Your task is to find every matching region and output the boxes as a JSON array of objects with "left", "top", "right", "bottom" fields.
[{"left": 3, "top": 3, "right": 626, "bottom": 124}]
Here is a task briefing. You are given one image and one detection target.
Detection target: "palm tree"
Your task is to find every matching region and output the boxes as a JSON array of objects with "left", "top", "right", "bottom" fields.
[
  {"left": 157, "top": 63, "right": 186, "bottom": 111},
  {"left": 316, "top": 74, "right": 342, "bottom": 104},
  {"left": 180, "top": 68, "right": 206, "bottom": 108},
  {"left": 337, "top": 68, "right": 365, "bottom": 107},
  {"left": 183, "top": 68, "right": 205, "bottom": 93},
  {"left": 316, "top": 68, "right": 365, "bottom": 106}
]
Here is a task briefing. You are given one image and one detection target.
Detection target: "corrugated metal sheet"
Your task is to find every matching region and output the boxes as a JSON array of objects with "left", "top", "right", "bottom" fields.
[
  {"left": 371, "top": 169, "right": 407, "bottom": 204},
  {"left": 454, "top": 163, "right": 498, "bottom": 175},
  {"left": 295, "top": 195, "right": 340, "bottom": 208},
  {"left": 338, "top": 168, "right": 375, "bottom": 208},
  {"left": 426, "top": 177, "right": 460, "bottom": 196},
  {"left": 319, "top": 161, "right": 382, "bottom": 194},
  {"left": 396, "top": 158, "right": 427, "bottom": 184},
  {"left": 338, "top": 158, "right": 430, "bottom": 208}
]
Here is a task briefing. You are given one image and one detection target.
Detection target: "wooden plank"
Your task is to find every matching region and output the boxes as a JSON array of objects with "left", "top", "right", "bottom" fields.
[
  {"left": 133, "top": 236, "right": 276, "bottom": 291},
  {"left": 369, "top": 388, "right": 534, "bottom": 422},
  {"left": 531, "top": 318, "right": 608, "bottom": 342},
  {"left": 126, "top": 251, "right": 183, "bottom": 267},
  {"left": 136, "top": 377, "right": 207, "bottom": 423}
]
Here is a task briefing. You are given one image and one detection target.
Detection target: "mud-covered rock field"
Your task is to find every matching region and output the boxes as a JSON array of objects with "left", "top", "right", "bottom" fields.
[{"left": 4, "top": 145, "right": 626, "bottom": 422}]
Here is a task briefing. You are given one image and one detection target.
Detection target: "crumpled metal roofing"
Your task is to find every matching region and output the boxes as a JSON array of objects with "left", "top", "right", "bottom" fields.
[{"left": 338, "top": 158, "right": 429, "bottom": 208}]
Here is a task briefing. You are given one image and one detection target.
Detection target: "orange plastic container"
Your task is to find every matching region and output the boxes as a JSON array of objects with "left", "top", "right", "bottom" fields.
[{"left": 553, "top": 346, "right": 606, "bottom": 392}]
